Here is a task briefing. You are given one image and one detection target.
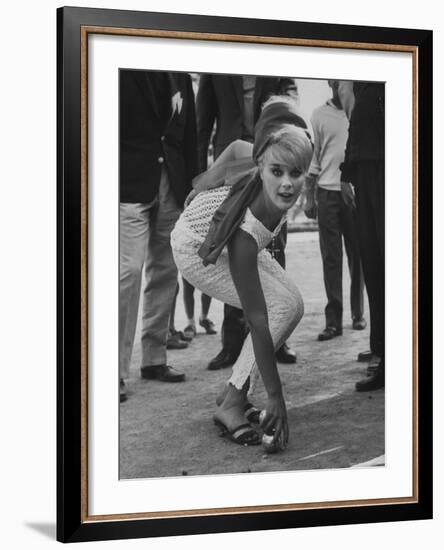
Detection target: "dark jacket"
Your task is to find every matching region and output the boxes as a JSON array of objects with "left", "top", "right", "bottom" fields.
[
  {"left": 198, "top": 171, "right": 261, "bottom": 266},
  {"left": 347, "top": 82, "right": 385, "bottom": 163},
  {"left": 119, "top": 70, "right": 198, "bottom": 206},
  {"left": 196, "top": 74, "right": 298, "bottom": 171}
]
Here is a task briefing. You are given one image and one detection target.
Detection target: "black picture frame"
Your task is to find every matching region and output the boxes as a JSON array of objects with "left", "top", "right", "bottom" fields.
[{"left": 57, "top": 6, "right": 433, "bottom": 543}]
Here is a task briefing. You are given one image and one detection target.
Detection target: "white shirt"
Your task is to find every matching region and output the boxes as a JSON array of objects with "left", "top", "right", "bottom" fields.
[{"left": 309, "top": 99, "right": 349, "bottom": 191}]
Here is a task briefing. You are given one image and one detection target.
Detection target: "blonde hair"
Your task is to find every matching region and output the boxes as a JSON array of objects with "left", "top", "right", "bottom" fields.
[{"left": 257, "top": 124, "right": 313, "bottom": 174}]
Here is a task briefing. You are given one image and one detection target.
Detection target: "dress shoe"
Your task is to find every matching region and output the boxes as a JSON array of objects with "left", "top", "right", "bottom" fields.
[
  {"left": 318, "top": 326, "right": 342, "bottom": 341},
  {"left": 366, "top": 354, "right": 382, "bottom": 376},
  {"left": 140, "top": 364, "right": 186, "bottom": 382},
  {"left": 355, "top": 364, "right": 384, "bottom": 391},
  {"left": 275, "top": 342, "right": 297, "bottom": 363},
  {"left": 119, "top": 378, "right": 128, "bottom": 403},
  {"left": 166, "top": 330, "right": 189, "bottom": 350},
  {"left": 208, "top": 349, "right": 236, "bottom": 370},
  {"left": 357, "top": 350, "right": 373, "bottom": 362},
  {"left": 352, "top": 317, "right": 367, "bottom": 330}
]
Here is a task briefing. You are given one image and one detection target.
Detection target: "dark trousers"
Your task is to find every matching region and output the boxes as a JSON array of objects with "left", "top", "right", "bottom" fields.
[
  {"left": 352, "top": 161, "right": 385, "bottom": 358},
  {"left": 221, "top": 224, "right": 287, "bottom": 358},
  {"left": 317, "top": 186, "right": 364, "bottom": 330}
]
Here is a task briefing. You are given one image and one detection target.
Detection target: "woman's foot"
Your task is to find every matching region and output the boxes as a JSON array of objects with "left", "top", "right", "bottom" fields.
[
  {"left": 183, "top": 322, "right": 196, "bottom": 340},
  {"left": 213, "top": 386, "right": 260, "bottom": 446},
  {"left": 199, "top": 316, "right": 217, "bottom": 334},
  {"left": 213, "top": 407, "right": 260, "bottom": 446}
]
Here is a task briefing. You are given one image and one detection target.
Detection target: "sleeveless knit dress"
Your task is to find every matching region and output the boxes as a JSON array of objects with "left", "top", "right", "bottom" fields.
[{"left": 171, "top": 186, "right": 304, "bottom": 391}]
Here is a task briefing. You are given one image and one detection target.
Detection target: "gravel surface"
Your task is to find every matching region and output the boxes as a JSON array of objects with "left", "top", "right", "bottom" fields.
[{"left": 120, "top": 232, "right": 384, "bottom": 479}]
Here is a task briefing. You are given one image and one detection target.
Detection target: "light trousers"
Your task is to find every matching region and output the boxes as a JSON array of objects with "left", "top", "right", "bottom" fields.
[{"left": 119, "top": 169, "right": 181, "bottom": 379}]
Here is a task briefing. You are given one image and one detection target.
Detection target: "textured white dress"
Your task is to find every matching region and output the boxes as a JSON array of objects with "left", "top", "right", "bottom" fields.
[{"left": 171, "top": 185, "right": 304, "bottom": 390}]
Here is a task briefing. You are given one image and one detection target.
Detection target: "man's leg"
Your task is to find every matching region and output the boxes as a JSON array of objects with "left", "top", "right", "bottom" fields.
[
  {"left": 207, "top": 305, "right": 246, "bottom": 370},
  {"left": 317, "top": 188, "right": 344, "bottom": 340},
  {"left": 340, "top": 188, "right": 365, "bottom": 326},
  {"left": 353, "top": 161, "right": 385, "bottom": 391},
  {"left": 222, "top": 305, "right": 247, "bottom": 359},
  {"left": 140, "top": 168, "right": 185, "bottom": 381},
  {"left": 119, "top": 203, "right": 152, "bottom": 384},
  {"left": 354, "top": 163, "right": 385, "bottom": 358}
]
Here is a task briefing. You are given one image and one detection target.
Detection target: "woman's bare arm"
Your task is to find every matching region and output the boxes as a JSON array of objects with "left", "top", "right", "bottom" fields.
[{"left": 228, "top": 229, "right": 288, "bottom": 445}]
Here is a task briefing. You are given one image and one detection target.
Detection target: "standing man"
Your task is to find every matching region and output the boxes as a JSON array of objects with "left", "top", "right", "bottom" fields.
[
  {"left": 304, "top": 80, "right": 366, "bottom": 341},
  {"left": 119, "top": 69, "right": 198, "bottom": 402},
  {"left": 196, "top": 73, "right": 298, "bottom": 370},
  {"left": 339, "top": 80, "right": 385, "bottom": 391}
]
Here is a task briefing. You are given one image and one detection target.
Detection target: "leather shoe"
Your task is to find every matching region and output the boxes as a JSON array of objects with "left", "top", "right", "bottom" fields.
[
  {"left": 208, "top": 349, "right": 236, "bottom": 370},
  {"left": 166, "top": 330, "right": 189, "bottom": 350},
  {"left": 140, "top": 364, "right": 186, "bottom": 382},
  {"left": 366, "top": 354, "right": 382, "bottom": 376},
  {"left": 357, "top": 350, "right": 373, "bottom": 362},
  {"left": 352, "top": 317, "right": 367, "bottom": 330},
  {"left": 355, "top": 364, "right": 384, "bottom": 391},
  {"left": 119, "top": 378, "right": 128, "bottom": 403},
  {"left": 318, "top": 326, "right": 342, "bottom": 341},
  {"left": 275, "top": 342, "right": 297, "bottom": 363}
]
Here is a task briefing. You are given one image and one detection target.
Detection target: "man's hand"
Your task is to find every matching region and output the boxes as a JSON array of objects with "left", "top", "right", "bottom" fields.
[
  {"left": 303, "top": 175, "right": 318, "bottom": 220},
  {"left": 304, "top": 194, "right": 318, "bottom": 220},
  {"left": 341, "top": 181, "right": 356, "bottom": 208}
]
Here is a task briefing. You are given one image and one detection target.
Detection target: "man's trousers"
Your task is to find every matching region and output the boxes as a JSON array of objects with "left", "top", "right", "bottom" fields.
[
  {"left": 119, "top": 169, "right": 181, "bottom": 379},
  {"left": 317, "top": 186, "right": 365, "bottom": 330},
  {"left": 352, "top": 161, "right": 385, "bottom": 358}
]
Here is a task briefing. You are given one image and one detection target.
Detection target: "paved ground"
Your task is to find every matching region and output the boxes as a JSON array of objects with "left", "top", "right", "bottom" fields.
[{"left": 120, "top": 231, "right": 384, "bottom": 479}]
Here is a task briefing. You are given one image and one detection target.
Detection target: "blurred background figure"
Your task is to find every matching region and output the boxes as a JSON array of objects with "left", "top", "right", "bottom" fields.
[
  {"left": 304, "top": 79, "right": 365, "bottom": 342},
  {"left": 119, "top": 69, "right": 198, "bottom": 402},
  {"left": 182, "top": 277, "right": 217, "bottom": 339},
  {"left": 339, "top": 80, "right": 385, "bottom": 391}
]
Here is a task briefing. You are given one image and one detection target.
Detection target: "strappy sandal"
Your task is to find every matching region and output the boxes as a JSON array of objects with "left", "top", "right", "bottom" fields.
[
  {"left": 182, "top": 324, "right": 196, "bottom": 340},
  {"left": 213, "top": 418, "right": 261, "bottom": 446}
]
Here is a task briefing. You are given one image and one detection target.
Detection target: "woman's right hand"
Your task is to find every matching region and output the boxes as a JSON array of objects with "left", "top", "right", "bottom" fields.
[
  {"left": 260, "top": 392, "right": 289, "bottom": 450},
  {"left": 184, "top": 188, "right": 199, "bottom": 207}
]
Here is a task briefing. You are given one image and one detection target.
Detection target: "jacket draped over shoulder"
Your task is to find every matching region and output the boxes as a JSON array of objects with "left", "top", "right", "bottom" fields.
[{"left": 197, "top": 169, "right": 261, "bottom": 266}]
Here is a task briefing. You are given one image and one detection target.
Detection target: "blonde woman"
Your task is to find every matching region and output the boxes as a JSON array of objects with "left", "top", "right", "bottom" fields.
[{"left": 171, "top": 97, "right": 313, "bottom": 450}]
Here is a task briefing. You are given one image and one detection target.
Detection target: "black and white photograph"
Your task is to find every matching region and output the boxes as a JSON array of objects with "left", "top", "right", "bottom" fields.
[
  {"left": 1, "top": 0, "right": 439, "bottom": 545},
  {"left": 118, "top": 70, "right": 385, "bottom": 479},
  {"left": 53, "top": 4, "right": 433, "bottom": 543}
]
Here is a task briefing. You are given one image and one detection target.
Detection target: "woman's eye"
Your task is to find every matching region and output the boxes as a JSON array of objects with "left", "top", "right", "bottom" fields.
[
  {"left": 272, "top": 168, "right": 283, "bottom": 176},
  {"left": 290, "top": 169, "right": 302, "bottom": 178}
]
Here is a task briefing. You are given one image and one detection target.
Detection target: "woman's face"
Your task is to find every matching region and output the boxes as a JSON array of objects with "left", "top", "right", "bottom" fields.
[{"left": 260, "top": 157, "right": 305, "bottom": 212}]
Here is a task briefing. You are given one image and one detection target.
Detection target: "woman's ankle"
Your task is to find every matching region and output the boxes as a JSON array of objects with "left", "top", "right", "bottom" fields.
[{"left": 219, "top": 383, "right": 248, "bottom": 410}]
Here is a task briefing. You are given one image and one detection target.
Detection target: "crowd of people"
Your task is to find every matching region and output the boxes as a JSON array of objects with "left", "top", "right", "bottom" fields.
[{"left": 119, "top": 69, "right": 385, "bottom": 452}]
